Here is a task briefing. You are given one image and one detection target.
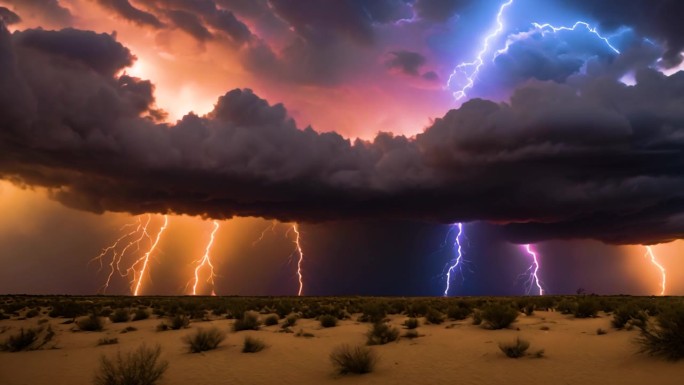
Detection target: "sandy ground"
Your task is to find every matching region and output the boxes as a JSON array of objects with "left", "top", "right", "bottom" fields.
[{"left": 1, "top": 310, "right": 682, "bottom": 385}]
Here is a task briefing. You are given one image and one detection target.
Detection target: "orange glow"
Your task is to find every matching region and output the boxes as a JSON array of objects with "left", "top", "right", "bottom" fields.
[
  {"left": 644, "top": 246, "right": 666, "bottom": 296},
  {"left": 132, "top": 215, "right": 169, "bottom": 296},
  {"left": 189, "top": 220, "right": 220, "bottom": 296}
]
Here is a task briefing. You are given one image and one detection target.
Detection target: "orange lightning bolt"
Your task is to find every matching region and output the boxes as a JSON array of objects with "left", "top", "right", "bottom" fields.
[
  {"left": 131, "top": 215, "right": 169, "bottom": 296},
  {"left": 291, "top": 223, "right": 305, "bottom": 296},
  {"left": 644, "top": 246, "right": 666, "bottom": 296},
  {"left": 189, "top": 220, "right": 220, "bottom": 296},
  {"left": 252, "top": 220, "right": 278, "bottom": 246},
  {"left": 90, "top": 214, "right": 152, "bottom": 293}
]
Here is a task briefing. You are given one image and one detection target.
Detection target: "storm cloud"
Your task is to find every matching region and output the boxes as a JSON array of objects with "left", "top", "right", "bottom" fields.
[{"left": 1, "top": 24, "right": 684, "bottom": 245}]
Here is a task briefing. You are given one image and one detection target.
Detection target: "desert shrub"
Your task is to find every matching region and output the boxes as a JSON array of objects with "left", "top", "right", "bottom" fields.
[
  {"left": 406, "top": 301, "right": 429, "bottom": 318},
  {"left": 1, "top": 327, "right": 39, "bottom": 352},
  {"left": 282, "top": 314, "right": 298, "bottom": 328},
  {"left": 403, "top": 330, "right": 419, "bottom": 339},
  {"left": 295, "top": 329, "right": 315, "bottom": 338},
  {"left": 596, "top": 328, "right": 607, "bottom": 335},
  {"left": 330, "top": 344, "right": 377, "bottom": 375},
  {"left": 98, "top": 337, "right": 119, "bottom": 346},
  {"left": 540, "top": 325, "right": 550, "bottom": 331},
  {"left": 320, "top": 314, "right": 338, "bottom": 328},
  {"left": 121, "top": 326, "right": 137, "bottom": 334},
  {"left": 481, "top": 303, "right": 519, "bottom": 330},
  {"left": 78, "top": 314, "right": 104, "bottom": 331},
  {"left": 25, "top": 308, "right": 40, "bottom": 318},
  {"left": 264, "top": 315, "right": 279, "bottom": 326},
  {"left": 110, "top": 309, "right": 130, "bottom": 323},
  {"left": 472, "top": 310, "right": 483, "bottom": 325},
  {"left": 612, "top": 303, "right": 648, "bottom": 329},
  {"left": 183, "top": 327, "right": 226, "bottom": 353},
  {"left": 156, "top": 322, "right": 169, "bottom": 332},
  {"left": 447, "top": 304, "right": 472, "bottom": 320},
  {"left": 233, "top": 311, "right": 260, "bottom": 332},
  {"left": 48, "top": 301, "right": 89, "bottom": 319},
  {"left": 366, "top": 322, "right": 399, "bottom": 345},
  {"left": 425, "top": 308, "right": 445, "bottom": 325},
  {"left": 403, "top": 317, "right": 419, "bottom": 329},
  {"left": 574, "top": 298, "right": 600, "bottom": 318},
  {"left": 132, "top": 308, "right": 149, "bottom": 321},
  {"left": 523, "top": 303, "right": 535, "bottom": 316},
  {"left": 242, "top": 336, "right": 266, "bottom": 353},
  {"left": 555, "top": 299, "right": 577, "bottom": 315},
  {"left": 498, "top": 337, "right": 530, "bottom": 358},
  {"left": 94, "top": 344, "right": 168, "bottom": 385},
  {"left": 636, "top": 305, "right": 684, "bottom": 360},
  {"left": 359, "top": 302, "right": 387, "bottom": 323}
]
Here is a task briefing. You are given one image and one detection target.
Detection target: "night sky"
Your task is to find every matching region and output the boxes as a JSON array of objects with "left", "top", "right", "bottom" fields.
[{"left": 0, "top": 0, "right": 683, "bottom": 297}]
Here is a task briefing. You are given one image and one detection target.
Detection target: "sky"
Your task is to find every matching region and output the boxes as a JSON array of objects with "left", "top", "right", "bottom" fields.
[{"left": 0, "top": 0, "right": 683, "bottom": 296}]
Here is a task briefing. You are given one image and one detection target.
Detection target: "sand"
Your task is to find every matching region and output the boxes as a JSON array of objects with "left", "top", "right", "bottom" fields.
[{"left": 1, "top": 310, "right": 682, "bottom": 385}]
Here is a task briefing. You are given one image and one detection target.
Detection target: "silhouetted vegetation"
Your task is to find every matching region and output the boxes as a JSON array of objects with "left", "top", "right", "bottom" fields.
[
  {"left": 242, "top": 336, "right": 266, "bottom": 353},
  {"left": 183, "top": 327, "right": 226, "bottom": 353},
  {"left": 132, "top": 308, "right": 150, "bottom": 321},
  {"left": 481, "top": 303, "right": 519, "bottom": 329},
  {"left": 574, "top": 297, "right": 600, "bottom": 318},
  {"left": 233, "top": 311, "right": 260, "bottom": 332},
  {"left": 319, "top": 314, "right": 338, "bottom": 328},
  {"left": 425, "top": 308, "right": 445, "bottom": 324},
  {"left": 77, "top": 314, "right": 104, "bottom": 331},
  {"left": 110, "top": 308, "right": 130, "bottom": 323},
  {"left": 637, "top": 305, "right": 684, "bottom": 361},
  {"left": 403, "top": 317, "right": 419, "bottom": 329},
  {"left": 264, "top": 314, "right": 279, "bottom": 326},
  {"left": 330, "top": 344, "right": 377, "bottom": 375},
  {"left": 612, "top": 303, "right": 648, "bottom": 329},
  {"left": 499, "top": 337, "right": 530, "bottom": 358},
  {"left": 94, "top": 344, "right": 168, "bottom": 385},
  {"left": 1, "top": 327, "right": 39, "bottom": 352},
  {"left": 98, "top": 337, "right": 119, "bottom": 346},
  {"left": 366, "top": 322, "right": 399, "bottom": 345}
]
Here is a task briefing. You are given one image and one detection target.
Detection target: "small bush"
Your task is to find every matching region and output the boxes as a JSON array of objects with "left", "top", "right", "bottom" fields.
[
  {"left": 295, "top": 329, "right": 315, "bottom": 338},
  {"left": 156, "top": 323, "right": 169, "bottom": 332},
  {"left": 330, "top": 344, "right": 377, "bottom": 375},
  {"left": 110, "top": 309, "right": 130, "bottom": 323},
  {"left": 25, "top": 308, "right": 40, "bottom": 318},
  {"left": 403, "top": 330, "right": 419, "bottom": 339},
  {"left": 264, "top": 315, "right": 279, "bottom": 326},
  {"left": 447, "top": 305, "right": 472, "bottom": 321},
  {"left": 233, "top": 311, "right": 260, "bottom": 332},
  {"left": 556, "top": 299, "right": 577, "bottom": 315},
  {"left": 94, "top": 344, "right": 168, "bottom": 385},
  {"left": 425, "top": 308, "right": 445, "bottom": 325},
  {"left": 1, "top": 327, "right": 39, "bottom": 352},
  {"left": 574, "top": 298, "right": 600, "bottom": 318},
  {"left": 540, "top": 325, "right": 550, "bottom": 331},
  {"left": 282, "top": 314, "right": 297, "bottom": 328},
  {"left": 612, "top": 303, "right": 647, "bottom": 329},
  {"left": 183, "top": 327, "right": 226, "bottom": 353},
  {"left": 169, "top": 314, "right": 190, "bottom": 330},
  {"left": 242, "top": 336, "right": 266, "bottom": 353},
  {"left": 472, "top": 310, "right": 483, "bottom": 325},
  {"left": 498, "top": 337, "right": 530, "bottom": 358},
  {"left": 637, "top": 305, "right": 684, "bottom": 361},
  {"left": 366, "top": 322, "right": 399, "bottom": 345},
  {"left": 98, "top": 337, "right": 119, "bottom": 346},
  {"left": 121, "top": 326, "right": 137, "bottom": 334},
  {"left": 403, "top": 318, "right": 419, "bottom": 329},
  {"left": 78, "top": 314, "right": 104, "bottom": 332},
  {"left": 523, "top": 304, "right": 535, "bottom": 316},
  {"left": 596, "top": 328, "right": 607, "bottom": 335},
  {"left": 320, "top": 315, "right": 338, "bottom": 328},
  {"left": 359, "top": 303, "right": 386, "bottom": 323},
  {"left": 481, "top": 303, "right": 519, "bottom": 330},
  {"left": 132, "top": 308, "right": 150, "bottom": 321}
]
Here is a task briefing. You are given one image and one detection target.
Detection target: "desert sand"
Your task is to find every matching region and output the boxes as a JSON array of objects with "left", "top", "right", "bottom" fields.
[{"left": 1, "top": 308, "right": 682, "bottom": 385}]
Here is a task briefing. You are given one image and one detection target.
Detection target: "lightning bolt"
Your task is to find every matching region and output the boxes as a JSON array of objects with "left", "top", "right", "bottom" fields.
[
  {"left": 290, "top": 223, "right": 305, "bottom": 296},
  {"left": 531, "top": 22, "right": 620, "bottom": 54},
  {"left": 644, "top": 246, "right": 666, "bottom": 296},
  {"left": 252, "top": 220, "right": 278, "bottom": 246},
  {"left": 189, "top": 220, "right": 221, "bottom": 296},
  {"left": 521, "top": 244, "right": 544, "bottom": 295},
  {"left": 447, "top": 0, "right": 514, "bottom": 100},
  {"left": 443, "top": 223, "right": 466, "bottom": 296},
  {"left": 90, "top": 215, "right": 152, "bottom": 293},
  {"left": 131, "top": 215, "right": 169, "bottom": 296}
]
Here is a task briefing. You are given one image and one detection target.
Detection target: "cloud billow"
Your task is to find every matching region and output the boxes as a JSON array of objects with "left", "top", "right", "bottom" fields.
[{"left": 1, "top": 24, "right": 684, "bottom": 245}]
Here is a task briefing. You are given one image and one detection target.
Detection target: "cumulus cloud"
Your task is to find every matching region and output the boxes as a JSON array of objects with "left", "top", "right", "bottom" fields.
[
  {"left": 0, "top": 0, "right": 72, "bottom": 26},
  {"left": 0, "top": 6, "right": 20, "bottom": 25},
  {"left": 1, "top": 24, "right": 684, "bottom": 245},
  {"left": 96, "top": 0, "right": 164, "bottom": 28}
]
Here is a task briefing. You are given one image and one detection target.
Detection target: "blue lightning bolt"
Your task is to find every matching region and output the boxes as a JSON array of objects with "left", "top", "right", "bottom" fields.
[
  {"left": 531, "top": 22, "right": 620, "bottom": 54},
  {"left": 443, "top": 223, "right": 466, "bottom": 296},
  {"left": 447, "top": 0, "right": 514, "bottom": 100}
]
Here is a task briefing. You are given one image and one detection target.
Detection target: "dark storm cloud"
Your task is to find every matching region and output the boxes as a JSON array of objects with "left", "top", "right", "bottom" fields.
[
  {"left": 0, "top": 6, "right": 20, "bottom": 25},
  {"left": 166, "top": 9, "right": 212, "bottom": 41},
  {"left": 1, "top": 0, "right": 72, "bottom": 26},
  {"left": 386, "top": 50, "right": 426, "bottom": 76},
  {"left": 2, "top": 25, "right": 684, "bottom": 245},
  {"left": 413, "top": 0, "right": 475, "bottom": 22},
  {"left": 95, "top": 0, "right": 164, "bottom": 28},
  {"left": 568, "top": 0, "right": 684, "bottom": 67}
]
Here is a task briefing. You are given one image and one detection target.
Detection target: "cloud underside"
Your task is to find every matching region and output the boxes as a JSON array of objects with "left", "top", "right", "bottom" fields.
[{"left": 1, "top": 24, "right": 684, "bottom": 245}]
